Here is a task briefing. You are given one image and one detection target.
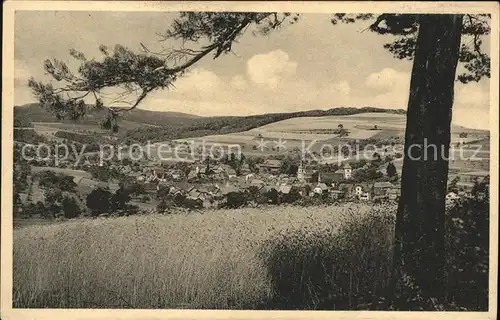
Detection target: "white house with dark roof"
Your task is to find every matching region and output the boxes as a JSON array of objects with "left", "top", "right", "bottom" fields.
[
  {"left": 279, "top": 184, "right": 293, "bottom": 194},
  {"left": 373, "top": 181, "right": 395, "bottom": 196},
  {"left": 343, "top": 163, "right": 352, "bottom": 179},
  {"left": 314, "top": 183, "right": 329, "bottom": 194},
  {"left": 259, "top": 159, "right": 282, "bottom": 174},
  {"left": 387, "top": 188, "right": 401, "bottom": 200}
]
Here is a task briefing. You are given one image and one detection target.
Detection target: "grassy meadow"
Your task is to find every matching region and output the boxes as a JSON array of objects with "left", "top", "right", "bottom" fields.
[{"left": 13, "top": 203, "right": 396, "bottom": 309}]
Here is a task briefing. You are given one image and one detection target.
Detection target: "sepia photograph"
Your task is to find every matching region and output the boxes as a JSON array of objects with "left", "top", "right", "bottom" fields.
[{"left": 1, "top": 1, "right": 498, "bottom": 319}]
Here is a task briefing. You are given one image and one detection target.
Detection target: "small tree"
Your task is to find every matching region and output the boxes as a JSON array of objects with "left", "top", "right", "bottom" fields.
[
  {"left": 43, "top": 188, "right": 64, "bottom": 217},
  {"left": 338, "top": 129, "right": 349, "bottom": 138},
  {"left": 35, "top": 171, "right": 77, "bottom": 192},
  {"left": 22, "top": 201, "right": 47, "bottom": 216},
  {"left": 246, "top": 157, "right": 259, "bottom": 173},
  {"left": 86, "top": 187, "right": 111, "bottom": 216},
  {"left": 61, "top": 195, "right": 81, "bottom": 219},
  {"left": 224, "top": 191, "right": 248, "bottom": 208},
  {"left": 156, "top": 185, "right": 170, "bottom": 200},
  {"left": 132, "top": 183, "right": 146, "bottom": 195},
  {"left": 246, "top": 185, "right": 264, "bottom": 203},
  {"left": 264, "top": 188, "right": 280, "bottom": 204},
  {"left": 387, "top": 162, "right": 397, "bottom": 178},
  {"left": 173, "top": 193, "right": 187, "bottom": 207},
  {"left": 229, "top": 152, "right": 246, "bottom": 176},
  {"left": 304, "top": 184, "right": 312, "bottom": 196},
  {"left": 157, "top": 200, "right": 169, "bottom": 212},
  {"left": 281, "top": 188, "right": 302, "bottom": 204},
  {"left": 110, "top": 187, "right": 132, "bottom": 211},
  {"left": 311, "top": 171, "right": 319, "bottom": 183}
]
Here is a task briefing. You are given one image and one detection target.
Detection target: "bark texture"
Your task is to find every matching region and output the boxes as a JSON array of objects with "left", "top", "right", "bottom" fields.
[{"left": 392, "top": 14, "right": 463, "bottom": 308}]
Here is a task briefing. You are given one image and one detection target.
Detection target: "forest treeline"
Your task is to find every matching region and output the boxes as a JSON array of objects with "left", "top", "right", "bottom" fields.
[{"left": 14, "top": 103, "right": 405, "bottom": 144}]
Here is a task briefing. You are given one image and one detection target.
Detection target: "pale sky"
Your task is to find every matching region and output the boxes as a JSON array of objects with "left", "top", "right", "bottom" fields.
[{"left": 14, "top": 11, "right": 491, "bottom": 129}]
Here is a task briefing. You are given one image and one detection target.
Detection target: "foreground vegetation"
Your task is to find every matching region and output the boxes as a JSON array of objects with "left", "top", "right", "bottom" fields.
[{"left": 13, "top": 183, "right": 488, "bottom": 310}]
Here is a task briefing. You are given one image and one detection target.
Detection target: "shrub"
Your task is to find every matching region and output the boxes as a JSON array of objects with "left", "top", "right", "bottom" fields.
[
  {"left": 222, "top": 191, "right": 249, "bottom": 209},
  {"left": 86, "top": 187, "right": 111, "bottom": 216},
  {"left": 156, "top": 185, "right": 170, "bottom": 200},
  {"left": 259, "top": 207, "right": 395, "bottom": 310},
  {"left": 173, "top": 193, "right": 187, "bottom": 207},
  {"left": 171, "top": 193, "right": 203, "bottom": 210},
  {"left": 263, "top": 188, "right": 280, "bottom": 205},
  {"left": 280, "top": 188, "right": 301, "bottom": 204},
  {"left": 259, "top": 185, "right": 490, "bottom": 311},
  {"left": 34, "top": 171, "right": 76, "bottom": 192},
  {"left": 296, "top": 196, "right": 324, "bottom": 207},
  {"left": 109, "top": 187, "right": 132, "bottom": 211},
  {"left": 443, "top": 178, "right": 489, "bottom": 310},
  {"left": 183, "top": 198, "right": 203, "bottom": 210},
  {"left": 22, "top": 201, "right": 47, "bottom": 216},
  {"left": 114, "top": 204, "right": 140, "bottom": 217},
  {"left": 88, "top": 165, "right": 124, "bottom": 182},
  {"left": 157, "top": 201, "right": 169, "bottom": 213},
  {"left": 13, "top": 128, "right": 46, "bottom": 144},
  {"left": 61, "top": 195, "right": 81, "bottom": 219}
]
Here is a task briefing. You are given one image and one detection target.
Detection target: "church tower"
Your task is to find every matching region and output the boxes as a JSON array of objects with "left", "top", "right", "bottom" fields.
[
  {"left": 343, "top": 163, "right": 352, "bottom": 179},
  {"left": 297, "top": 160, "right": 306, "bottom": 183}
]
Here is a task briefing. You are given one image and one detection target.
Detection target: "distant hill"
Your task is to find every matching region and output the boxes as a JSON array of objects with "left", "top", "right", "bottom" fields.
[
  {"left": 122, "top": 107, "right": 408, "bottom": 143},
  {"left": 14, "top": 103, "right": 201, "bottom": 128},
  {"left": 13, "top": 103, "right": 488, "bottom": 147},
  {"left": 172, "top": 112, "right": 490, "bottom": 158}
]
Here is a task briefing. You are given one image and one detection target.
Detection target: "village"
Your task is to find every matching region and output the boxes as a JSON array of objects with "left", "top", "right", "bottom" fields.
[
  {"left": 15, "top": 127, "right": 490, "bottom": 217},
  {"left": 67, "top": 146, "right": 486, "bottom": 211}
]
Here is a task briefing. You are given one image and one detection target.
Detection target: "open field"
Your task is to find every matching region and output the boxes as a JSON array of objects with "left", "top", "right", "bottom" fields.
[
  {"left": 251, "top": 113, "right": 407, "bottom": 141},
  {"left": 32, "top": 121, "right": 155, "bottom": 140},
  {"left": 13, "top": 203, "right": 392, "bottom": 309},
  {"left": 173, "top": 113, "right": 489, "bottom": 158},
  {"left": 171, "top": 113, "right": 408, "bottom": 157},
  {"left": 33, "top": 122, "right": 105, "bottom": 133},
  {"left": 252, "top": 112, "right": 488, "bottom": 141},
  {"left": 31, "top": 166, "right": 92, "bottom": 179}
]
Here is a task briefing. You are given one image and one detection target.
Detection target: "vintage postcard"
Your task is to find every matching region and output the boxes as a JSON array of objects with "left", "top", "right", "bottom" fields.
[{"left": 1, "top": 1, "right": 498, "bottom": 320}]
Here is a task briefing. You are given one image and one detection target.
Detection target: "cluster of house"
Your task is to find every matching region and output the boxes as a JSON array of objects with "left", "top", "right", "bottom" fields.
[
  {"left": 25, "top": 147, "right": 485, "bottom": 212},
  {"left": 129, "top": 158, "right": 406, "bottom": 208},
  {"left": 63, "top": 147, "right": 486, "bottom": 209}
]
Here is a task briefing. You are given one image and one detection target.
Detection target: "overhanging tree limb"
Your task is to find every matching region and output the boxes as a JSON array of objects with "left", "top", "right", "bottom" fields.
[
  {"left": 29, "top": 12, "right": 297, "bottom": 127},
  {"left": 30, "top": 12, "right": 489, "bottom": 126}
]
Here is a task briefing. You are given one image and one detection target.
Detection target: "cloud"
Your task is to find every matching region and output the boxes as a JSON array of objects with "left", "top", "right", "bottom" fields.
[
  {"left": 364, "top": 68, "right": 490, "bottom": 128},
  {"left": 246, "top": 50, "right": 297, "bottom": 89},
  {"left": 173, "top": 68, "right": 221, "bottom": 95},
  {"left": 454, "top": 82, "right": 489, "bottom": 109},
  {"left": 453, "top": 82, "right": 489, "bottom": 129},
  {"left": 452, "top": 107, "right": 489, "bottom": 130},
  {"left": 230, "top": 75, "right": 247, "bottom": 90},
  {"left": 364, "top": 68, "right": 411, "bottom": 109},
  {"left": 332, "top": 80, "right": 351, "bottom": 95},
  {"left": 365, "top": 68, "right": 410, "bottom": 93}
]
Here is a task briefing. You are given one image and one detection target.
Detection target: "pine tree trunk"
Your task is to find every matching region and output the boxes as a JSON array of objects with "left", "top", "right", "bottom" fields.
[{"left": 391, "top": 14, "right": 463, "bottom": 309}]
